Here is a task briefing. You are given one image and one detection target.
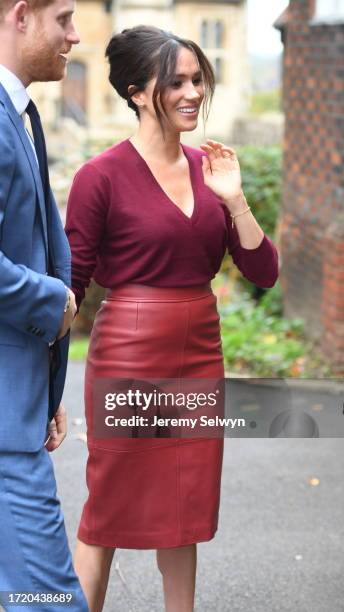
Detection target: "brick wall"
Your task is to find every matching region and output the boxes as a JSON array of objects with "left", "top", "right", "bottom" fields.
[{"left": 278, "top": 0, "right": 344, "bottom": 371}]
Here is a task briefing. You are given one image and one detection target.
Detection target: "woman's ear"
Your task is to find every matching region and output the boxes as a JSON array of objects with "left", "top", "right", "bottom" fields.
[{"left": 128, "top": 85, "right": 145, "bottom": 108}]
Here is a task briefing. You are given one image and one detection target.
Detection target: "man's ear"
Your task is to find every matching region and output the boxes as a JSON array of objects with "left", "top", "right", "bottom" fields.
[
  {"left": 128, "top": 85, "right": 145, "bottom": 108},
  {"left": 11, "top": 0, "right": 30, "bottom": 32}
]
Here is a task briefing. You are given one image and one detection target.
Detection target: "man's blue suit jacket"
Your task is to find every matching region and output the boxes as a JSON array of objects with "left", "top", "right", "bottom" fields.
[{"left": 0, "top": 83, "right": 71, "bottom": 452}]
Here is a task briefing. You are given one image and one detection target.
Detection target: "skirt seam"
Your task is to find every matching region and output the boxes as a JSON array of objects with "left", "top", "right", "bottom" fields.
[
  {"left": 105, "top": 293, "right": 213, "bottom": 304},
  {"left": 86, "top": 439, "right": 214, "bottom": 453}
]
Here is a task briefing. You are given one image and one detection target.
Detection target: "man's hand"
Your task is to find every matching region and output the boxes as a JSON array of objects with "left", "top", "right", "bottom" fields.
[
  {"left": 57, "top": 288, "right": 77, "bottom": 339},
  {"left": 45, "top": 404, "right": 67, "bottom": 452}
]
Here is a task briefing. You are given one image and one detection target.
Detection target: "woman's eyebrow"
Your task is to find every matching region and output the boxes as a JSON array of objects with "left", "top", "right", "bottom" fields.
[{"left": 174, "top": 70, "right": 202, "bottom": 78}]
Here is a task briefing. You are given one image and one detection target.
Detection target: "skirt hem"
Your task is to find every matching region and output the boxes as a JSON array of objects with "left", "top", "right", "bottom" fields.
[{"left": 77, "top": 526, "right": 218, "bottom": 550}]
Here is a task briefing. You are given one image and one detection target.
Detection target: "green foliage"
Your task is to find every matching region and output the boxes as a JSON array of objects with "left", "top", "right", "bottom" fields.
[
  {"left": 249, "top": 90, "right": 282, "bottom": 115},
  {"left": 237, "top": 145, "right": 282, "bottom": 239},
  {"left": 219, "top": 287, "right": 309, "bottom": 377},
  {"left": 69, "top": 337, "right": 89, "bottom": 361},
  {"left": 258, "top": 282, "right": 283, "bottom": 317}
]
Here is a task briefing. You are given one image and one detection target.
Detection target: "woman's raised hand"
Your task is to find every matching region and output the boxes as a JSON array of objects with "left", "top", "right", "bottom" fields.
[{"left": 200, "top": 139, "right": 244, "bottom": 211}]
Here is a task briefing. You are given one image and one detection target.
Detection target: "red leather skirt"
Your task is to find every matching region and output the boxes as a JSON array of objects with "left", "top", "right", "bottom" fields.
[{"left": 78, "top": 284, "right": 224, "bottom": 549}]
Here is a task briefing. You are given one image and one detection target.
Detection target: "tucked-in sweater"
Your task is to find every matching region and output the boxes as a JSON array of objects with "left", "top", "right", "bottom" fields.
[{"left": 65, "top": 139, "right": 279, "bottom": 307}]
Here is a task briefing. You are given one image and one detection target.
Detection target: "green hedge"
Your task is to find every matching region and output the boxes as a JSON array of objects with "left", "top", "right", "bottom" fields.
[
  {"left": 219, "top": 284, "right": 307, "bottom": 377},
  {"left": 238, "top": 145, "right": 282, "bottom": 239}
]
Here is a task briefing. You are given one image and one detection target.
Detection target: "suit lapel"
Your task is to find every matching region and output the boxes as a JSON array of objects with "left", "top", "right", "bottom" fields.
[{"left": 0, "top": 84, "right": 49, "bottom": 252}]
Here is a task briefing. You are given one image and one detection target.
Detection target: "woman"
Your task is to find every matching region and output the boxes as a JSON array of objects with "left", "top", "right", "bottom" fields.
[{"left": 65, "top": 25, "right": 278, "bottom": 612}]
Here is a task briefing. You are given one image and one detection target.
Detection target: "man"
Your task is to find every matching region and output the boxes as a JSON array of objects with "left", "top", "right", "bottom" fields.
[{"left": 0, "top": 0, "right": 88, "bottom": 609}]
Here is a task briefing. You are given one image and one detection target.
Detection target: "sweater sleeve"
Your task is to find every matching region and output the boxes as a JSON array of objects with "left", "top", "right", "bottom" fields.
[
  {"left": 225, "top": 208, "right": 279, "bottom": 288},
  {"left": 65, "top": 163, "right": 110, "bottom": 308}
]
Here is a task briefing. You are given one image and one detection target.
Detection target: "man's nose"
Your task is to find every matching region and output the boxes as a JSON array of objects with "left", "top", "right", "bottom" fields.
[{"left": 67, "top": 24, "right": 80, "bottom": 45}]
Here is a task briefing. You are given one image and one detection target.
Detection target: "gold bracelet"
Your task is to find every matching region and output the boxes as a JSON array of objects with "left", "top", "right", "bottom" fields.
[{"left": 230, "top": 206, "right": 251, "bottom": 228}]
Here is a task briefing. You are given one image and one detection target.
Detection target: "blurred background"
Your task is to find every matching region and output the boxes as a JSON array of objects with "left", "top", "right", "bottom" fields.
[{"left": 30, "top": 0, "right": 344, "bottom": 378}]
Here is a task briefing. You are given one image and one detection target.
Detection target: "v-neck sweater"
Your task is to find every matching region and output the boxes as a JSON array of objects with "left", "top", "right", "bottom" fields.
[{"left": 65, "top": 139, "right": 279, "bottom": 308}]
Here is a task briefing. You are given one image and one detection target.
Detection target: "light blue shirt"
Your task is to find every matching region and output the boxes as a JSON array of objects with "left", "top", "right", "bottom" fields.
[{"left": 0, "top": 64, "right": 29, "bottom": 114}]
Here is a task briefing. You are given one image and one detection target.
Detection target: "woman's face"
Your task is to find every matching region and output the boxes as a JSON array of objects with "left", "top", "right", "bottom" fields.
[{"left": 140, "top": 46, "right": 205, "bottom": 133}]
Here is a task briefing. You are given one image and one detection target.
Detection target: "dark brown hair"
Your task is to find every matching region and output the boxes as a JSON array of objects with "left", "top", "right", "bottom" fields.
[{"left": 105, "top": 25, "right": 215, "bottom": 130}]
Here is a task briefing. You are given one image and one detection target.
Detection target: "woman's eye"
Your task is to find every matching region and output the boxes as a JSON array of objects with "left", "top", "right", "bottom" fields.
[{"left": 170, "top": 77, "right": 203, "bottom": 89}]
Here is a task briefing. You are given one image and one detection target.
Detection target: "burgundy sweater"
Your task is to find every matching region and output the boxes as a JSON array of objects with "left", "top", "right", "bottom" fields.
[{"left": 65, "top": 139, "right": 279, "bottom": 307}]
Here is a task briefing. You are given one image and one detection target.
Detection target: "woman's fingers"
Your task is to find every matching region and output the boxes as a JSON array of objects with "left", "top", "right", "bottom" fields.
[
  {"left": 201, "top": 143, "right": 236, "bottom": 163},
  {"left": 200, "top": 143, "right": 213, "bottom": 153},
  {"left": 200, "top": 143, "right": 217, "bottom": 161},
  {"left": 206, "top": 139, "right": 236, "bottom": 155},
  {"left": 202, "top": 149, "right": 222, "bottom": 161},
  {"left": 206, "top": 138, "right": 235, "bottom": 150},
  {"left": 201, "top": 143, "right": 225, "bottom": 156},
  {"left": 202, "top": 141, "right": 236, "bottom": 156}
]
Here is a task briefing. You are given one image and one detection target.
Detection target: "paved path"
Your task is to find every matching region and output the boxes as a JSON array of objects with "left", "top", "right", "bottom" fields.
[{"left": 52, "top": 362, "right": 344, "bottom": 612}]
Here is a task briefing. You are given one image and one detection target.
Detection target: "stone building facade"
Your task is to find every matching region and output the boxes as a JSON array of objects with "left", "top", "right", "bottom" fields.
[
  {"left": 30, "top": 0, "right": 249, "bottom": 142},
  {"left": 275, "top": 0, "right": 344, "bottom": 372}
]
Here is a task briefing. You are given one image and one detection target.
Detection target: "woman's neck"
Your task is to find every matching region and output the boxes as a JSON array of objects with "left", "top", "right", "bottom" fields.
[{"left": 130, "top": 121, "right": 183, "bottom": 165}]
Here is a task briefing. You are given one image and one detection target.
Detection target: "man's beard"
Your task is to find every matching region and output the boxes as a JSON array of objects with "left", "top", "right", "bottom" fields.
[{"left": 22, "top": 30, "right": 66, "bottom": 83}]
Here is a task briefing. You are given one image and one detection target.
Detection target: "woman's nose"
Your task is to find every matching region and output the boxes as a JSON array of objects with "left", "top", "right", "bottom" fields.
[{"left": 184, "top": 84, "right": 201, "bottom": 100}]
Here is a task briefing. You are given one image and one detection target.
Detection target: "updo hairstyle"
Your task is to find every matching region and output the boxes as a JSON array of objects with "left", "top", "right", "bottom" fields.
[{"left": 105, "top": 25, "right": 215, "bottom": 129}]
